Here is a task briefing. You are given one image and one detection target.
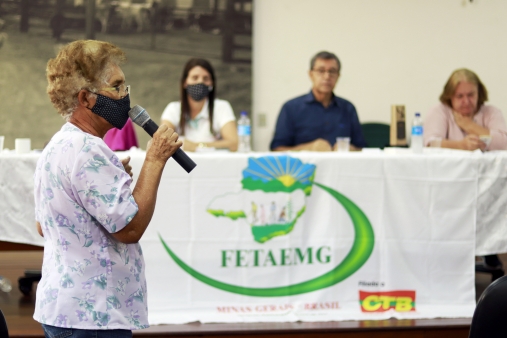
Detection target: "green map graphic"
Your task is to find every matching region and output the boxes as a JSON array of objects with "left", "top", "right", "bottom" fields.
[{"left": 207, "top": 156, "right": 315, "bottom": 242}]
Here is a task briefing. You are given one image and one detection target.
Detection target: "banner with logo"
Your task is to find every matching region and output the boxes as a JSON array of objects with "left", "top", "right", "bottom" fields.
[{"left": 131, "top": 152, "right": 476, "bottom": 324}]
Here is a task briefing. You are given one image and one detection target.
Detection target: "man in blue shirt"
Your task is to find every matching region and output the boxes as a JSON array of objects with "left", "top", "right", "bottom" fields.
[{"left": 270, "top": 51, "right": 367, "bottom": 151}]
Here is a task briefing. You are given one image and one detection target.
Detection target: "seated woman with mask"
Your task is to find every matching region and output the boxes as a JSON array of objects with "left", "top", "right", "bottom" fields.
[
  {"left": 424, "top": 68, "right": 507, "bottom": 151},
  {"left": 161, "top": 58, "right": 238, "bottom": 152}
]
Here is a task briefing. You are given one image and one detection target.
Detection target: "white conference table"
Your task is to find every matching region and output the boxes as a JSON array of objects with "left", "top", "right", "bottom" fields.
[
  {"left": 1, "top": 148, "right": 506, "bottom": 322},
  {"left": 1, "top": 148, "right": 505, "bottom": 256}
]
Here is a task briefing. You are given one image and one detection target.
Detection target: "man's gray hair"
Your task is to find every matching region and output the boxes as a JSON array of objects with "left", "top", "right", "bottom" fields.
[{"left": 310, "top": 51, "right": 341, "bottom": 72}]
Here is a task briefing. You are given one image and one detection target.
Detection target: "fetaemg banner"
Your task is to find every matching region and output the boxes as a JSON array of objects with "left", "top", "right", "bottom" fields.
[{"left": 136, "top": 153, "right": 475, "bottom": 324}]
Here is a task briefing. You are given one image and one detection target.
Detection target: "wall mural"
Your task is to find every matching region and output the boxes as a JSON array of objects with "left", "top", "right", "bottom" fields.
[{"left": 0, "top": 0, "right": 252, "bottom": 150}]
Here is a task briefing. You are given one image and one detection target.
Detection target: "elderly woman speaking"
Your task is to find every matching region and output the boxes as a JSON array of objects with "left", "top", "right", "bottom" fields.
[
  {"left": 424, "top": 68, "right": 507, "bottom": 151},
  {"left": 33, "top": 40, "right": 182, "bottom": 338}
]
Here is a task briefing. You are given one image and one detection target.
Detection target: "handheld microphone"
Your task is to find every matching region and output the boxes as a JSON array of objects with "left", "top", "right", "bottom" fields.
[{"left": 128, "top": 105, "right": 196, "bottom": 173}]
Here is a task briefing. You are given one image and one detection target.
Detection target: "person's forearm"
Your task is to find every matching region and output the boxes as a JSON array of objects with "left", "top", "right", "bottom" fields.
[
  {"left": 203, "top": 139, "right": 238, "bottom": 151},
  {"left": 113, "top": 159, "right": 165, "bottom": 244},
  {"left": 273, "top": 139, "right": 332, "bottom": 152},
  {"left": 461, "top": 121, "right": 489, "bottom": 136},
  {"left": 440, "top": 139, "right": 464, "bottom": 150},
  {"left": 273, "top": 143, "right": 311, "bottom": 151}
]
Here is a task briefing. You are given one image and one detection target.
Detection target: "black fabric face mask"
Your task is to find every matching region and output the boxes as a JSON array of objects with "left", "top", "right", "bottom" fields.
[
  {"left": 186, "top": 83, "right": 213, "bottom": 101},
  {"left": 90, "top": 94, "right": 131, "bottom": 130}
]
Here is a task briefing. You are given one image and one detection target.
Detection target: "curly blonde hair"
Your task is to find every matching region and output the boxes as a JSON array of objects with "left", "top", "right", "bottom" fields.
[{"left": 46, "top": 40, "right": 127, "bottom": 119}]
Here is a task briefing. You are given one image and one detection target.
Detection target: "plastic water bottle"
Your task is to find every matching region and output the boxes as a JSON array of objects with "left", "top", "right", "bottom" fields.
[
  {"left": 411, "top": 112, "right": 423, "bottom": 154},
  {"left": 237, "top": 111, "right": 251, "bottom": 152},
  {"left": 0, "top": 276, "right": 12, "bottom": 292}
]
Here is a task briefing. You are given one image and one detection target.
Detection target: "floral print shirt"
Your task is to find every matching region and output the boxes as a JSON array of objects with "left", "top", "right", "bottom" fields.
[{"left": 33, "top": 123, "right": 148, "bottom": 330}]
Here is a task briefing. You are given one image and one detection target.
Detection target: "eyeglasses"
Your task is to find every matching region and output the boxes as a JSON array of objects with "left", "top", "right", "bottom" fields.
[
  {"left": 98, "top": 84, "right": 130, "bottom": 96},
  {"left": 312, "top": 69, "right": 339, "bottom": 77}
]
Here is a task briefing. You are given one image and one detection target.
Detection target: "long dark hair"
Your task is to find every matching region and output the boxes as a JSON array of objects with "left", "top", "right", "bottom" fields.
[{"left": 179, "top": 58, "right": 216, "bottom": 136}]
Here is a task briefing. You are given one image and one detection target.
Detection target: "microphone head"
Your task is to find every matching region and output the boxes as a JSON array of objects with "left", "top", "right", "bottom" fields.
[{"left": 128, "top": 105, "right": 151, "bottom": 127}]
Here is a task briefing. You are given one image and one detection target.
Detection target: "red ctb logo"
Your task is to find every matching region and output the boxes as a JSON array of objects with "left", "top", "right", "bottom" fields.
[{"left": 359, "top": 290, "right": 416, "bottom": 312}]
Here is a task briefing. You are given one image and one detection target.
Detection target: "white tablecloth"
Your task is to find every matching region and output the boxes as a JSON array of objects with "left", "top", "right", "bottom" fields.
[{"left": 1, "top": 149, "right": 507, "bottom": 322}]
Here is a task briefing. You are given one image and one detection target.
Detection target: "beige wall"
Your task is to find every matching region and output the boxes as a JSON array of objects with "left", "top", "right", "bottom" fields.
[{"left": 252, "top": 0, "right": 507, "bottom": 151}]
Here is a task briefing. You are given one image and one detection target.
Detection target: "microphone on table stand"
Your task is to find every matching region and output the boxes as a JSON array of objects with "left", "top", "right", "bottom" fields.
[{"left": 128, "top": 105, "right": 196, "bottom": 173}]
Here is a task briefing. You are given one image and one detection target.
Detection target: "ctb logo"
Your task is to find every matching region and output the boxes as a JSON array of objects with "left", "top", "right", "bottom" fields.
[{"left": 359, "top": 290, "right": 416, "bottom": 312}]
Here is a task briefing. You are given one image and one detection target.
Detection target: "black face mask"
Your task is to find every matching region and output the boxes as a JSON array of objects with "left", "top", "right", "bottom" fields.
[
  {"left": 186, "top": 83, "right": 213, "bottom": 101},
  {"left": 90, "top": 94, "right": 131, "bottom": 130}
]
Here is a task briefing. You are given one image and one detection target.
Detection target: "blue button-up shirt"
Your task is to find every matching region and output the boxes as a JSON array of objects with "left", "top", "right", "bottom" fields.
[{"left": 270, "top": 91, "right": 367, "bottom": 150}]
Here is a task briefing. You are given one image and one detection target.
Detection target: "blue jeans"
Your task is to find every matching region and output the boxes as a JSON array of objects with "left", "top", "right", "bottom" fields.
[{"left": 42, "top": 324, "right": 132, "bottom": 338}]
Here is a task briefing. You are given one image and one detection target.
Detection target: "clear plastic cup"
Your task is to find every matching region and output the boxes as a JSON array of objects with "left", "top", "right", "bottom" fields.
[
  {"left": 336, "top": 137, "right": 350, "bottom": 152},
  {"left": 15, "top": 138, "right": 31, "bottom": 154}
]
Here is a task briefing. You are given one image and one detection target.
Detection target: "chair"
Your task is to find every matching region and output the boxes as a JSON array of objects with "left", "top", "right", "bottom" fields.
[
  {"left": 469, "top": 275, "right": 507, "bottom": 338},
  {"left": 361, "top": 123, "right": 390, "bottom": 149},
  {"left": 0, "top": 308, "right": 9, "bottom": 338},
  {"left": 18, "top": 270, "right": 42, "bottom": 296},
  {"left": 475, "top": 255, "right": 505, "bottom": 282}
]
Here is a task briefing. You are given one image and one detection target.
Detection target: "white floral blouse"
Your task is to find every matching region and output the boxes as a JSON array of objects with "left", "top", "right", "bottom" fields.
[{"left": 33, "top": 123, "right": 148, "bottom": 330}]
